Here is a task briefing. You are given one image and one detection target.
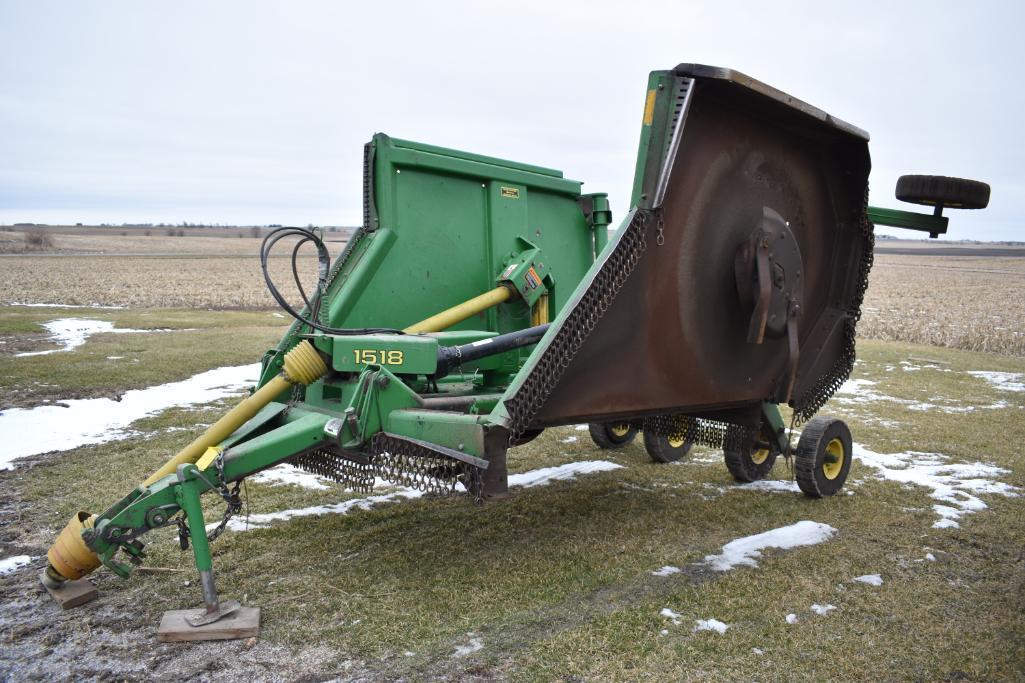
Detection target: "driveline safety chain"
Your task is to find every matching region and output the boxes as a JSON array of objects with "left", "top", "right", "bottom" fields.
[
  {"left": 791, "top": 187, "right": 875, "bottom": 424},
  {"left": 174, "top": 453, "right": 244, "bottom": 550},
  {"left": 206, "top": 453, "right": 243, "bottom": 542},
  {"left": 502, "top": 208, "right": 651, "bottom": 440}
]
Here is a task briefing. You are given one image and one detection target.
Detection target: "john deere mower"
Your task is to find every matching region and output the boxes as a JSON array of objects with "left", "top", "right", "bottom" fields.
[{"left": 42, "top": 64, "right": 989, "bottom": 639}]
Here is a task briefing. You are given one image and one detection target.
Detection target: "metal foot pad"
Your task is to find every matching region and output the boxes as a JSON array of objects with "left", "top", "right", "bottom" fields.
[
  {"left": 157, "top": 605, "right": 260, "bottom": 642},
  {"left": 185, "top": 599, "right": 241, "bottom": 627}
]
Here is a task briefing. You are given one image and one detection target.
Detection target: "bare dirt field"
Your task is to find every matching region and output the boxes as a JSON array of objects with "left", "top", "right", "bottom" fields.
[{"left": 2, "top": 234, "right": 1023, "bottom": 356}]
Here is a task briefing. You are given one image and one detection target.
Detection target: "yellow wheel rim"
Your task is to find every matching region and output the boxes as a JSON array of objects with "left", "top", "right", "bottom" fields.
[
  {"left": 751, "top": 448, "right": 770, "bottom": 465},
  {"left": 822, "top": 438, "right": 845, "bottom": 480},
  {"left": 610, "top": 424, "right": 631, "bottom": 438},
  {"left": 668, "top": 435, "right": 686, "bottom": 448}
]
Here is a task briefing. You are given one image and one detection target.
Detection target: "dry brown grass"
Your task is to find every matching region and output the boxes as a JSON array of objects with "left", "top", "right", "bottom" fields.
[{"left": 861, "top": 253, "right": 1025, "bottom": 355}]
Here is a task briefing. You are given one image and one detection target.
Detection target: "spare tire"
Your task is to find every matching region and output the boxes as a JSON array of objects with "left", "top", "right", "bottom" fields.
[{"left": 895, "top": 175, "right": 990, "bottom": 209}]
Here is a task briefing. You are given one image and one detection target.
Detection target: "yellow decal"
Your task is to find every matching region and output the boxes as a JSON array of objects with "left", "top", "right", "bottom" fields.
[
  {"left": 353, "top": 349, "right": 404, "bottom": 366},
  {"left": 196, "top": 446, "right": 222, "bottom": 471},
  {"left": 642, "top": 89, "right": 657, "bottom": 125},
  {"left": 500, "top": 186, "right": 520, "bottom": 199}
]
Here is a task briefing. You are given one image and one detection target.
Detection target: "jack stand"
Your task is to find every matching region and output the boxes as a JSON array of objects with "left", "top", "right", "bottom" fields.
[{"left": 157, "top": 466, "right": 260, "bottom": 642}]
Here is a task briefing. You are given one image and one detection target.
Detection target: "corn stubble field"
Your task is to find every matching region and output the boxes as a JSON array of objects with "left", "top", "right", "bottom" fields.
[{"left": 0, "top": 228, "right": 1023, "bottom": 681}]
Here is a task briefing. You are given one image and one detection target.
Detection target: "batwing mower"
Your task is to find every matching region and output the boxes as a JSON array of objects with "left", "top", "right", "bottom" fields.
[{"left": 41, "top": 64, "right": 989, "bottom": 639}]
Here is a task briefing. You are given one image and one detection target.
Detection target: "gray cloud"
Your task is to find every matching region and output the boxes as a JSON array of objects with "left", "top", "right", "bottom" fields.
[{"left": 1, "top": 0, "right": 1021, "bottom": 240}]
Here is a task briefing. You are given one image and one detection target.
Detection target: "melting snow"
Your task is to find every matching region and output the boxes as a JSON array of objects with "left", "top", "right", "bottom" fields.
[
  {"left": 0, "top": 555, "right": 32, "bottom": 574},
  {"left": 561, "top": 435, "right": 578, "bottom": 443},
  {"left": 660, "top": 608, "right": 682, "bottom": 625},
  {"left": 785, "top": 613, "right": 798, "bottom": 624},
  {"left": 453, "top": 635, "right": 483, "bottom": 657},
  {"left": 702, "top": 521, "right": 837, "bottom": 571},
  {"left": 925, "top": 552, "right": 936, "bottom": 561},
  {"left": 251, "top": 464, "right": 334, "bottom": 490},
  {"left": 574, "top": 424, "right": 589, "bottom": 431},
  {"left": 833, "top": 378, "right": 1006, "bottom": 413},
  {"left": 810, "top": 604, "right": 836, "bottom": 615},
  {"left": 854, "top": 574, "right": 883, "bottom": 586},
  {"left": 222, "top": 460, "right": 623, "bottom": 532},
  {"left": 735, "top": 479, "right": 800, "bottom": 494},
  {"left": 694, "top": 618, "right": 729, "bottom": 634},
  {"left": 14, "top": 318, "right": 157, "bottom": 357},
  {"left": 652, "top": 565, "right": 681, "bottom": 577},
  {"left": 967, "top": 371, "right": 1025, "bottom": 393},
  {"left": 853, "top": 444, "right": 1019, "bottom": 529},
  {"left": 507, "top": 460, "right": 622, "bottom": 488},
  {"left": 0, "top": 364, "right": 259, "bottom": 468}
]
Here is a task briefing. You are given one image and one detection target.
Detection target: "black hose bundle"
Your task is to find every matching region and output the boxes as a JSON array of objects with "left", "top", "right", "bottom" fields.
[{"left": 260, "top": 226, "right": 402, "bottom": 336}]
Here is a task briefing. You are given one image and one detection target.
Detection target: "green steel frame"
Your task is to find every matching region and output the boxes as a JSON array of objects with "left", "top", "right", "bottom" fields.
[{"left": 81, "top": 68, "right": 957, "bottom": 594}]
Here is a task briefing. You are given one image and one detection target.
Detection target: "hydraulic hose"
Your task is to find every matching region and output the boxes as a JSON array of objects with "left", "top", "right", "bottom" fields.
[{"left": 261, "top": 226, "right": 403, "bottom": 336}]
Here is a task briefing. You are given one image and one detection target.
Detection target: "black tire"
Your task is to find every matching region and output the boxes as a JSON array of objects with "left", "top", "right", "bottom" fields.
[
  {"left": 510, "top": 428, "right": 543, "bottom": 447},
  {"left": 724, "top": 443, "right": 779, "bottom": 482},
  {"left": 588, "top": 422, "right": 637, "bottom": 449},
  {"left": 896, "top": 175, "right": 990, "bottom": 210},
  {"left": 795, "top": 416, "right": 852, "bottom": 498},
  {"left": 642, "top": 430, "right": 693, "bottom": 463}
]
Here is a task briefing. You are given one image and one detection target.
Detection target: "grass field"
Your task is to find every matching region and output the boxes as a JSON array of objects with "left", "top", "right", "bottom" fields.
[{"left": 0, "top": 235, "right": 1023, "bottom": 680}]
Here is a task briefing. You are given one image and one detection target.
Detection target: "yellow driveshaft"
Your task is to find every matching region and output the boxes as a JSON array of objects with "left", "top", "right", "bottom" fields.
[
  {"left": 45, "top": 340, "right": 327, "bottom": 584},
  {"left": 403, "top": 285, "right": 511, "bottom": 334}
]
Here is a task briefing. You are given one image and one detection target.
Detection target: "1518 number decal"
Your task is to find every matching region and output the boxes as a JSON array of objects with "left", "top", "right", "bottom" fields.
[{"left": 353, "top": 349, "right": 404, "bottom": 366}]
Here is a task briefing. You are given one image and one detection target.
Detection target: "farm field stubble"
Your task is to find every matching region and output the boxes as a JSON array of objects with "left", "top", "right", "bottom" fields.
[{"left": 2, "top": 237, "right": 1024, "bottom": 356}]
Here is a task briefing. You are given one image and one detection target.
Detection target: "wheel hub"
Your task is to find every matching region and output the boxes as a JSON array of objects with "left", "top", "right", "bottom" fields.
[{"left": 822, "top": 437, "right": 845, "bottom": 480}]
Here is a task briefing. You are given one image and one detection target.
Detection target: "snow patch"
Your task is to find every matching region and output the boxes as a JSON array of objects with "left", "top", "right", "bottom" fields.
[
  {"left": 693, "top": 618, "right": 729, "bottom": 634},
  {"left": 251, "top": 464, "right": 334, "bottom": 491},
  {"left": 574, "top": 424, "right": 589, "bottom": 431},
  {"left": 560, "top": 435, "right": 578, "bottom": 443},
  {"left": 853, "top": 444, "right": 1019, "bottom": 529},
  {"left": 810, "top": 604, "right": 836, "bottom": 615},
  {"left": 925, "top": 552, "right": 936, "bottom": 562},
  {"left": 453, "top": 635, "right": 483, "bottom": 657},
  {"left": 221, "top": 460, "right": 623, "bottom": 532},
  {"left": 15, "top": 318, "right": 157, "bottom": 357},
  {"left": 854, "top": 573, "right": 883, "bottom": 586},
  {"left": 660, "top": 608, "right": 682, "bottom": 625},
  {"left": 0, "top": 363, "right": 259, "bottom": 468},
  {"left": 735, "top": 479, "right": 800, "bottom": 494},
  {"left": 0, "top": 555, "right": 32, "bottom": 574},
  {"left": 702, "top": 521, "right": 837, "bottom": 571},
  {"left": 833, "top": 378, "right": 1003, "bottom": 413},
  {"left": 507, "top": 460, "right": 622, "bottom": 488},
  {"left": 968, "top": 371, "right": 1025, "bottom": 393},
  {"left": 785, "top": 613, "right": 798, "bottom": 624},
  {"left": 652, "top": 565, "right": 681, "bottom": 577}
]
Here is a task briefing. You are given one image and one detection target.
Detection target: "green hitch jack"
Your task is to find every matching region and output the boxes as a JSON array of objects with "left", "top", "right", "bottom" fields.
[{"left": 155, "top": 464, "right": 260, "bottom": 642}]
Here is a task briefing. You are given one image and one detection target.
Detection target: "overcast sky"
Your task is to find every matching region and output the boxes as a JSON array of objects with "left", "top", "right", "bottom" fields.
[{"left": 1, "top": 0, "right": 1021, "bottom": 240}]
